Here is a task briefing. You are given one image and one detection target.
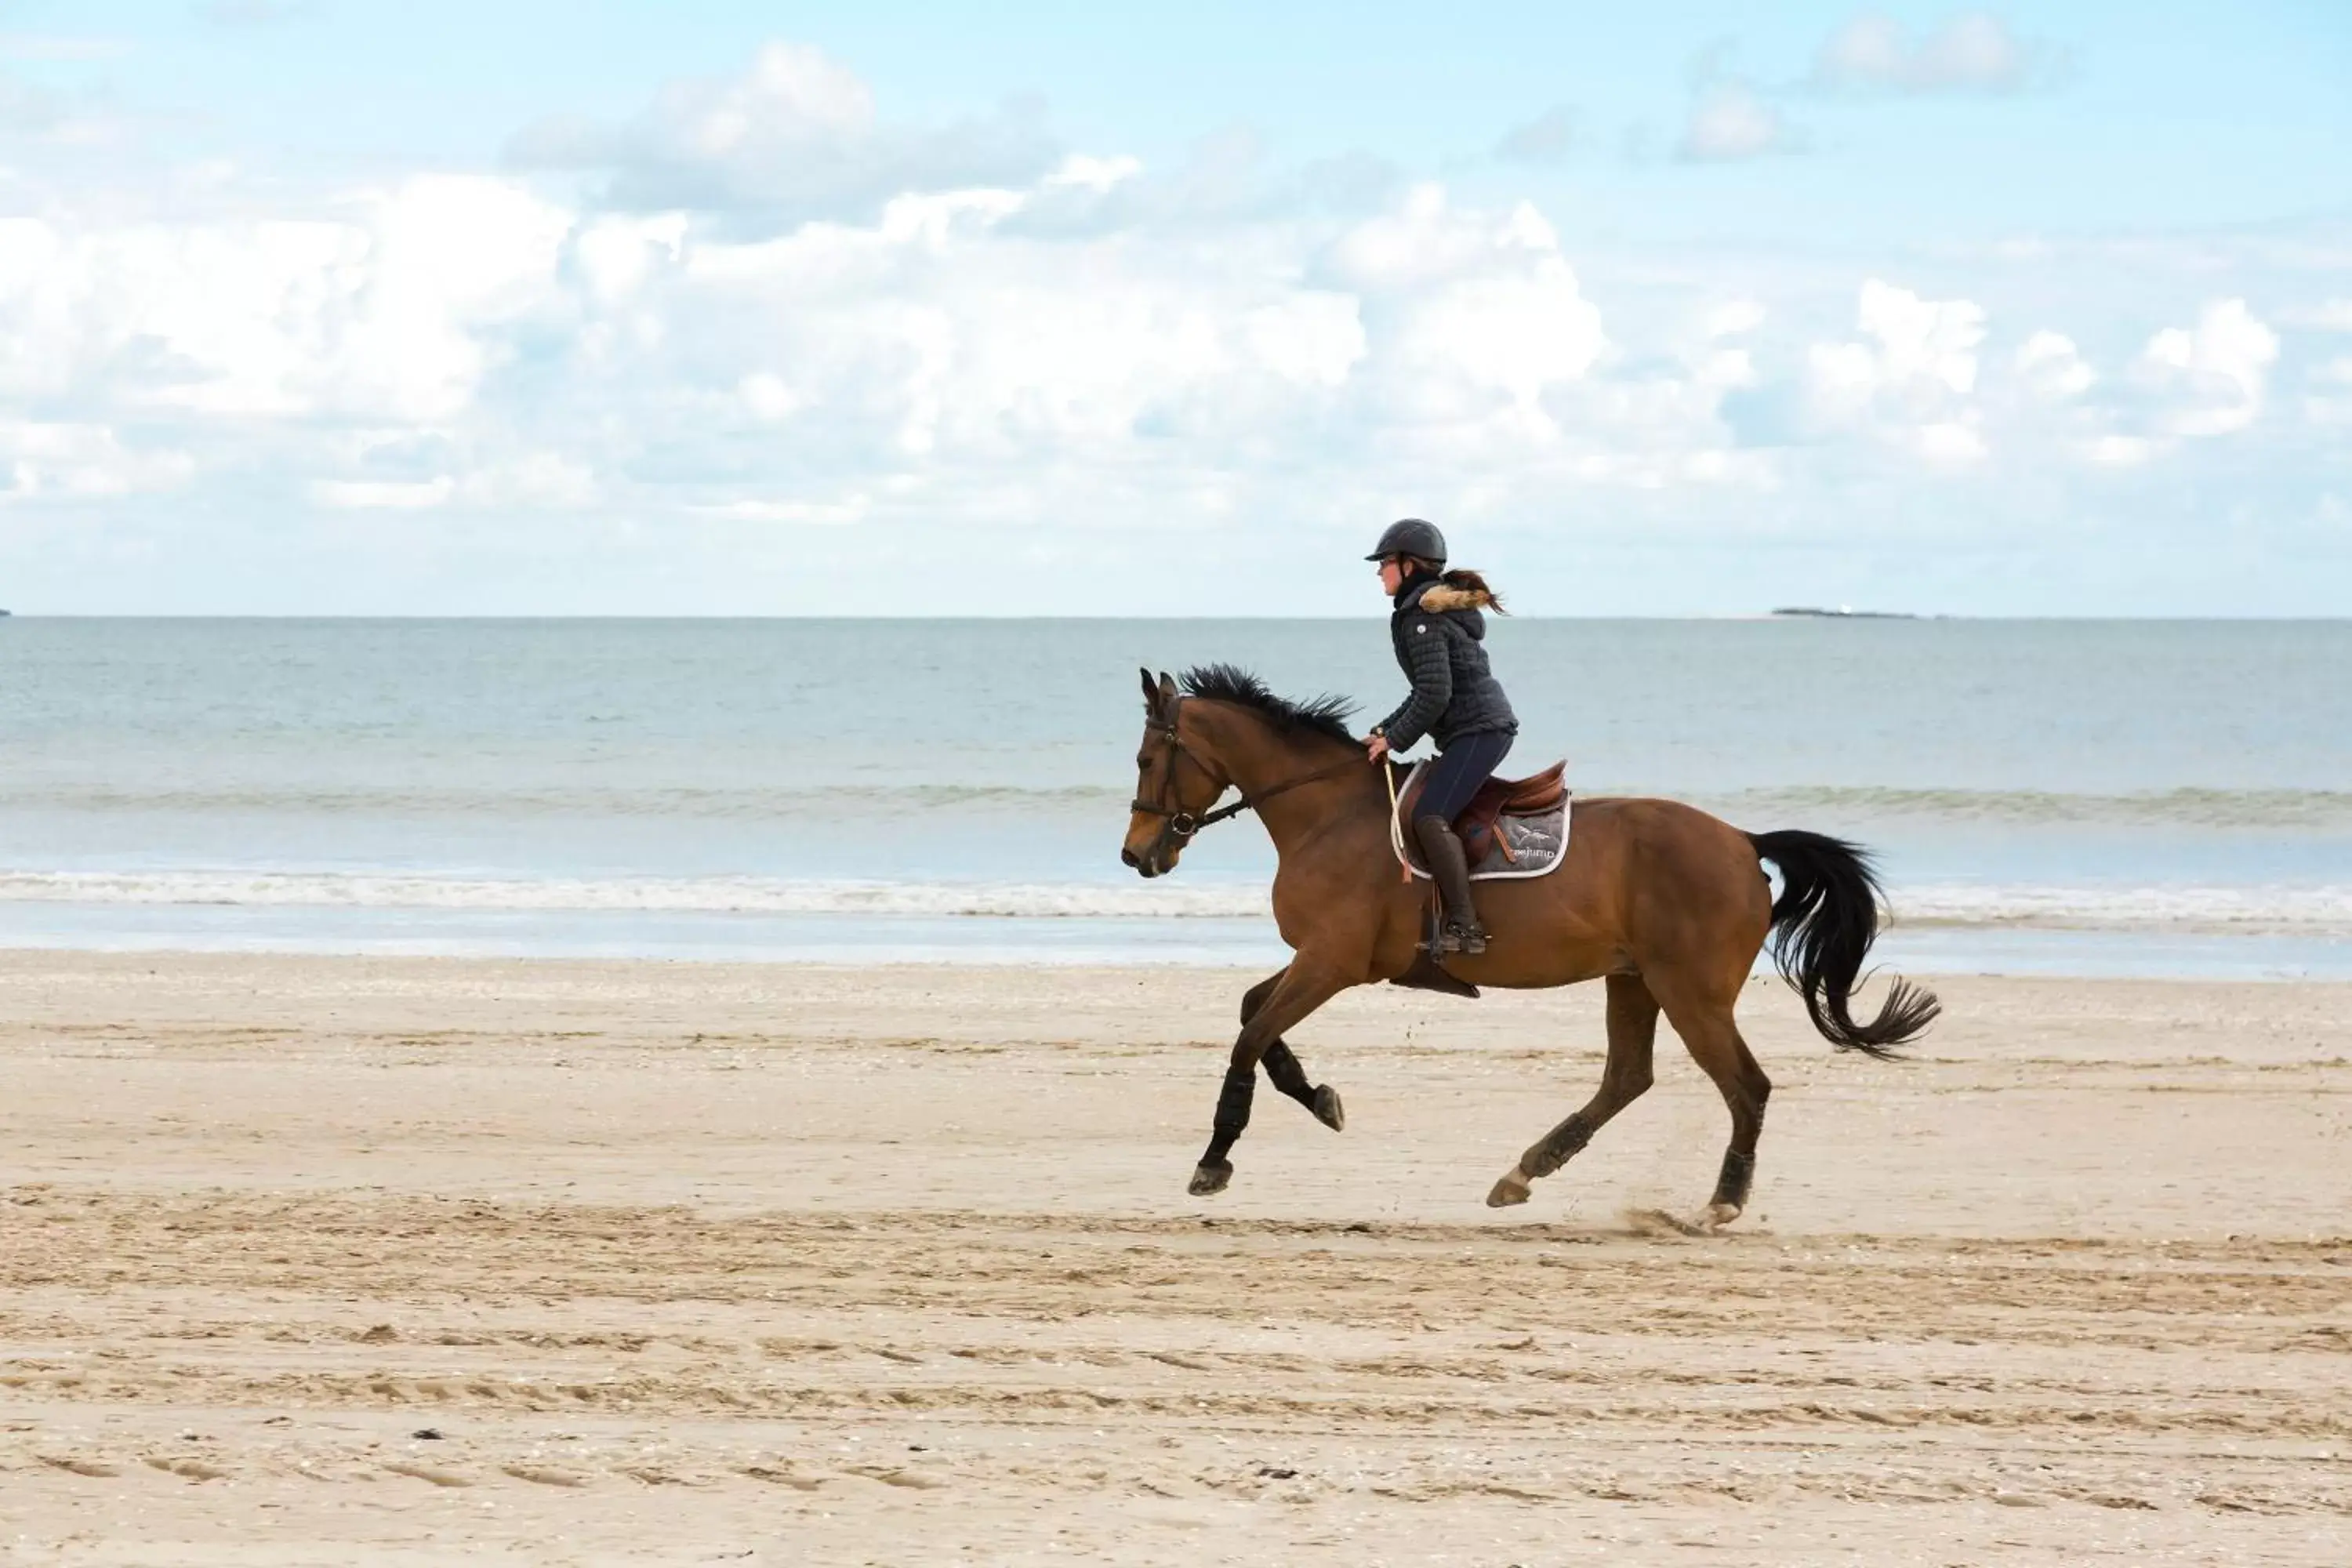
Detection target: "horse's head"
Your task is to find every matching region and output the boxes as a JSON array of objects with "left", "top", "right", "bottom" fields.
[{"left": 1121, "top": 668, "right": 1229, "bottom": 878}]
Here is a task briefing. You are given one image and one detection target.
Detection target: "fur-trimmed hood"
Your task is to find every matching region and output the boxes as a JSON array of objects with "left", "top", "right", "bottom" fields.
[{"left": 1416, "top": 583, "right": 1496, "bottom": 614}]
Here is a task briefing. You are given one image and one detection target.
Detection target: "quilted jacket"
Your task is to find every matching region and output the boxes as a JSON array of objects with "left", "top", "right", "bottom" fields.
[{"left": 1375, "top": 579, "right": 1518, "bottom": 753}]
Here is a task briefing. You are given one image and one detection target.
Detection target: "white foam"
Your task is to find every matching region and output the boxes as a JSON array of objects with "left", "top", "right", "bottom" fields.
[
  {"left": 0, "top": 870, "right": 1272, "bottom": 920},
  {"left": 1897, "top": 882, "right": 2352, "bottom": 935},
  {"left": 4, "top": 870, "right": 2349, "bottom": 936}
]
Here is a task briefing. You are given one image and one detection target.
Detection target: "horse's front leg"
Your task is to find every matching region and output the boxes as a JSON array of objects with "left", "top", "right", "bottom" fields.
[
  {"left": 1189, "top": 959, "right": 1352, "bottom": 1196},
  {"left": 1261, "top": 1042, "right": 1345, "bottom": 1132},
  {"left": 1240, "top": 968, "right": 1346, "bottom": 1134}
]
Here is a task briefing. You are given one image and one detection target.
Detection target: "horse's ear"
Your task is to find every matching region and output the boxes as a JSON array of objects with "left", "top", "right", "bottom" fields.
[
  {"left": 1139, "top": 666, "right": 1159, "bottom": 714},
  {"left": 1156, "top": 671, "right": 1179, "bottom": 710}
]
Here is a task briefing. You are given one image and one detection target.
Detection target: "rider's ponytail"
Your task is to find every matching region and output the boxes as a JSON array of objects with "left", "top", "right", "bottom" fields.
[{"left": 1439, "top": 568, "right": 1506, "bottom": 613}]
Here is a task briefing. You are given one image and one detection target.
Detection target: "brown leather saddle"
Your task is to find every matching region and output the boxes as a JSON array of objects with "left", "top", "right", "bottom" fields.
[{"left": 1396, "top": 760, "right": 1568, "bottom": 866}]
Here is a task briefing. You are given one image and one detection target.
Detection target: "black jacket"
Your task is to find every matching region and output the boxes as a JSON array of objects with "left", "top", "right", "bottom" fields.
[{"left": 1376, "top": 579, "right": 1518, "bottom": 753}]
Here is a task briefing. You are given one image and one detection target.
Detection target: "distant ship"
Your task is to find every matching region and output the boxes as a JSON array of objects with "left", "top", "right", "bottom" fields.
[{"left": 1770, "top": 605, "right": 1918, "bottom": 620}]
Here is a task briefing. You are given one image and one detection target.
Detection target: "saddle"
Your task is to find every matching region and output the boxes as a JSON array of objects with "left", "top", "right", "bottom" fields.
[{"left": 1397, "top": 760, "right": 1568, "bottom": 866}]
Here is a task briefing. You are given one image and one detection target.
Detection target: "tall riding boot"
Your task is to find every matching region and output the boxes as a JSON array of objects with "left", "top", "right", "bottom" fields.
[{"left": 1414, "top": 815, "right": 1488, "bottom": 956}]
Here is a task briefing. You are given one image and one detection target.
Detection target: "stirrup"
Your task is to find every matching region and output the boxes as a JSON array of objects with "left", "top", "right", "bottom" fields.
[{"left": 1439, "top": 919, "right": 1489, "bottom": 956}]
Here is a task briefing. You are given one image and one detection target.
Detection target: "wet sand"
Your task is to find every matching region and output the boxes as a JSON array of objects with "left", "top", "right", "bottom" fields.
[{"left": 2, "top": 951, "right": 2347, "bottom": 1565}]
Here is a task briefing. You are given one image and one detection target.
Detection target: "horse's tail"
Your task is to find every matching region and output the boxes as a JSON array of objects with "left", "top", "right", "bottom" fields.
[{"left": 1746, "top": 829, "right": 1940, "bottom": 1059}]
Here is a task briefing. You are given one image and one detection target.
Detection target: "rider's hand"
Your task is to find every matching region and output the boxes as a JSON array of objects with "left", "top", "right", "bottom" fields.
[{"left": 1365, "top": 733, "right": 1390, "bottom": 764}]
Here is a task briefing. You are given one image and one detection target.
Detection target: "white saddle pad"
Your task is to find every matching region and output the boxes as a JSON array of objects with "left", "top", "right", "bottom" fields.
[{"left": 1388, "top": 760, "right": 1572, "bottom": 883}]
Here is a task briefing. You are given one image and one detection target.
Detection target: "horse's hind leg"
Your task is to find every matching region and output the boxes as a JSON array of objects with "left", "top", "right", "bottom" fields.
[
  {"left": 1487, "top": 975, "right": 1659, "bottom": 1207},
  {"left": 1244, "top": 969, "right": 1345, "bottom": 1132},
  {"left": 1654, "top": 986, "right": 1771, "bottom": 1230}
]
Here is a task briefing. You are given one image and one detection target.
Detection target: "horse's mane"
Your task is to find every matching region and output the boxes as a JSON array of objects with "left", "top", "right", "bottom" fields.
[{"left": 1179, "top": 664, "right": 1358, "bottom": 747}]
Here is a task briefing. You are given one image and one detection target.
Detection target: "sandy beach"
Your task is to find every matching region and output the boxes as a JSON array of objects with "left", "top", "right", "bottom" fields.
[{"left": 2, "top": 950, "right": 2347, "bottom": 1564}]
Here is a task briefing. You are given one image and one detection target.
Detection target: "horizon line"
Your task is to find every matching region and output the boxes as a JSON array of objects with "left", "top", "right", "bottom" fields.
[{"left": 5, "top": 612, "right": 2352, "bottom": 624}]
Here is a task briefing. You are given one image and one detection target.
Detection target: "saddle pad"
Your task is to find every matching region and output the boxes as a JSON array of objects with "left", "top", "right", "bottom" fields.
[{"left": 1390, "top": 760, "right": 1571, "bottom": 882}]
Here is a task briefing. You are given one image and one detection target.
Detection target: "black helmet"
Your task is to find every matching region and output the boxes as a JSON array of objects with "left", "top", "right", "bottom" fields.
[{"left": 1364, "top": 517, "right": 1447, "bottom": 565}]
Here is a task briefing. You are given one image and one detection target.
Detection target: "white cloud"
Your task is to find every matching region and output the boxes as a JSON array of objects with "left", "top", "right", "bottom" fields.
[
  {"left": 4, "top": 34, "right": 2346, "bottom": 615},
  {"left": 1804, "top": 279, "right": 1988, "bottom": 462},
  {"left": 0, "top": 69, "right": 62, "bottom": 132},
  {"left": 2015, "top": 330, "right": 2094, "bottom": 399},
  {"left": 1496, "top": 107, "right": 1577, "bottom": 165},
  {"left": 2135, "top": 298, "right": 2277, "bottom": 437},
  {"left": 1, "top": 420, "right": 191, "bottom": 502},
  {"left": 1810, "top": 279, "right": 1986, "bottom": 406},
  {"left": 313, "top": 477, "right": 456, "bottom": 510},
  {"left": 508, "top": 41, "right": 1055, "bottom": 221},
  {"left": 1327, "top": 183, "right": 1510, "bottom": 286},
  {"left": 1858, "top": 279, "right": 1986, "bottom": 395},
  {"left": 1327, "top": 191, "right": 1606, "bottom": 437},
  {"left": 25, "top": 132, "right": 2282, "bottom": 560},
  {"left": 2085, "top": 434, "right": 2152, "bottom": 466},
  {"left": 1814, "top": 11, "right": 2051, "bottom": 94},
  {"left": 738, "top": 372, "right": 803, "bottom": 422},
  {"left": 693, "top": 495, "right": 869, "bottom": 525},
  {"left": 1398, "top": 256, "right": 1603, "bottom": 419},
  {"left": 0, "top": 176, "right": 568, "bottom": 423},
  {"left": 2304, "top": 355, "right": 2352, "bottom": 426},
  {"left": 463, "top": 454, "right": 599, "bottom": 510},
  {"left": 1704, "top": 299, "right": 1768, "bottom": 338},
  {"left": 0, "top": 34, "right": 132, "bottom": 62},
  {"left": 1043, "top": 154, "right": 1142, "bottom": 194},
  {"left": 572, "top": 212, "right": 688, "bottom": 303},
  {"left": 1242, "top": 294, "right": 1366, "bottom": 388},
  {"left": 2285, "top": 299, "right": 2352, "bottom": 332},
  {"left": 1676, "top": 79, "right": 1804, "bottom": 162},
  {"left": 1916, "top": 416, "right": 1987, "bottom": 464}
]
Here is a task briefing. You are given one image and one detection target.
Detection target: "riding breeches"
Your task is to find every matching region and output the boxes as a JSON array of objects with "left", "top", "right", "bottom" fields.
[{"left": 1415, "top": 729, "right": 1515, "bottom": 825}]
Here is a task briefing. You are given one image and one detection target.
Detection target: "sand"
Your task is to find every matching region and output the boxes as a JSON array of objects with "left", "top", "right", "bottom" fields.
[{"left": 1, "top": 950, "right": 2347, "bottom": 1566}]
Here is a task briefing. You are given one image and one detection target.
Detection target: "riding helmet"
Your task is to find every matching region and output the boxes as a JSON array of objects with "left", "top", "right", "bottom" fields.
[{"left": 1364, "top": 517, "right": 1447, "bottom": 565}]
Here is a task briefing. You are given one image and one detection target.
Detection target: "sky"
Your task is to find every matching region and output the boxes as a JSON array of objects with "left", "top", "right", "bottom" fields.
[{"left": 0, "top": 2, "right": 2347, "bottom": 615}]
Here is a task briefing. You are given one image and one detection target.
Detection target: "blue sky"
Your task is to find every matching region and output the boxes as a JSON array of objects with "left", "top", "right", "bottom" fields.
[{"left": 1, "top": 2, "right": 2347, "bottom": 613}]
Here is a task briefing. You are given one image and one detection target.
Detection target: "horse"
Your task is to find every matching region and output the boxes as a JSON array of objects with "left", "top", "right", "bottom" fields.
[{"left": 1120, "top": 665, "right": 1940, "bottom": 1228}]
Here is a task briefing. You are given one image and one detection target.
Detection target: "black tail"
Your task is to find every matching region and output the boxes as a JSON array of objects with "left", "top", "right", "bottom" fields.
[{"left": 1747, "top": 829, "right": 1940, "bottom": 1059}]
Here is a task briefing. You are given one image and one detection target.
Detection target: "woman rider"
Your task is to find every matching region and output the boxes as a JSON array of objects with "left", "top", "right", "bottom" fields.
[{"left": 1362, "top": 518, "right": 1518, "bottom": 956}]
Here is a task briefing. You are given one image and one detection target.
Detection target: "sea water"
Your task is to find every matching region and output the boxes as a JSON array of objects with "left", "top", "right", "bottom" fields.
[{"left": 3, "top": 618, "right": 2348, "bottom": 976}]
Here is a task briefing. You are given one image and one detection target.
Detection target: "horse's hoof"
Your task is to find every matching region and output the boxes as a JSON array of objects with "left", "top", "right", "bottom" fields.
[
  {"left": 1486, "top": 1168, "right": 1533, "bottom": 1208},
  {"left": 1312, "top": 1084, "right": 1345, "bottom": 1132},
  {"left": 1188, "top": 1161, "right": 1232, "bottom": 1196},
  {"left": 1702, "top": 1201, "right": 1742, "bottom": 1231}
]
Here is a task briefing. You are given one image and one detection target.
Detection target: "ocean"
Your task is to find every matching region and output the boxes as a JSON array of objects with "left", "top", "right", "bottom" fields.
[{"left": 4, "top": 618, "right": 2348, "bottom": 976}]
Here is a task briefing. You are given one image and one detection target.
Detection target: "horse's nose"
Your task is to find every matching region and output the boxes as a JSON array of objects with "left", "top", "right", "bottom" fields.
[{"left": 1120, "top": 848, "right": 1141, "bottom": 869}]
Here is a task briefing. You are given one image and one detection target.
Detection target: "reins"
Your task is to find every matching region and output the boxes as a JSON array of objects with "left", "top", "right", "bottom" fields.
[{"left": 1131, "top": 695, "right": 1363, "bottom": 841}]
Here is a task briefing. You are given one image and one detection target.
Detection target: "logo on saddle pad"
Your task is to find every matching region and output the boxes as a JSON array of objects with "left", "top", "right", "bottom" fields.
[{"left": 1390, "top": 760, "right": 1572, "bottom": 882}]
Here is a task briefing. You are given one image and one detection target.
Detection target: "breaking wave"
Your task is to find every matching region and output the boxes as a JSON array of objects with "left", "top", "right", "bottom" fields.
[
  {"left": 1715, "top": 786, "right": 2352, "bottom": 829},
  {"left": 3, "top": 869, "right": 2350, "bottom": 935},
  {"left": 1895, "top": 882, "right": 2352, "bottom": 936},
  {"left": 0, "top": 870, "right": 1272, "bottom": 920},
  {"left": 0, "top": 782, "right": 1129, "bottom": 818}
]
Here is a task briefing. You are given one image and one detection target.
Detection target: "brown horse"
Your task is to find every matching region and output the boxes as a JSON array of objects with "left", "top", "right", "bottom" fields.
[{"left": 1121, "top": 665, "right": 1939, "bottom": 1227}]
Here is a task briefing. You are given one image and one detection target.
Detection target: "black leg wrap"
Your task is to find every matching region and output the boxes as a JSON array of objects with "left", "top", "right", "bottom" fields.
[
  {"left": 1525, "top": 1112, "right": 1595, "bottom": 1178},
  {"left": 1259, "top": 1040, "right": 1317, "bottom": 1109},
  {"left": 1713, "top": 1148, "right": 1756, "bottom": 1209},
  {"left": 1203, "top": 1062, "right": 1257, "bottom": 1164}
]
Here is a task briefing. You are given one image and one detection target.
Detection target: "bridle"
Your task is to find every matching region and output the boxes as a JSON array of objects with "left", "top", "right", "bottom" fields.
[{"left": 1130, "top": 695, "right": 1364, "bottom": 848}]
